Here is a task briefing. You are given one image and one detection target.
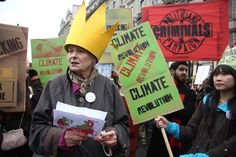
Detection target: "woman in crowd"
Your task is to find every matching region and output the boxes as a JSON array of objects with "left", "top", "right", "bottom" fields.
[
  {"left": 155, "top": 62, "right": 236, "bottom": 157},
  {"left": 29, "top": 2, "right": 129, "bottom": 157}
]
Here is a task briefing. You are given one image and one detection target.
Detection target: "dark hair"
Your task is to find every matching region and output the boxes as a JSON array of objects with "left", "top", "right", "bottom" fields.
[
  {"left": 28, "top": 69, "right": 38, "bottom": 78},
  {"left": 205, "top": 64, "right": 236, "bottom": 135},
  {"left": 170, "top": 61, "right": 188, "bottom": 70}
]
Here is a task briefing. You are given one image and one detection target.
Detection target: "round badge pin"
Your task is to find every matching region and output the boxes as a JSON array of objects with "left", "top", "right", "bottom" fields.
[{"left": 85, "top": 92, "right": 96, "bottom": 103}]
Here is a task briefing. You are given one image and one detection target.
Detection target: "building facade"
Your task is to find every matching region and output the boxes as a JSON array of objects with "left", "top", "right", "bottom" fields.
[
  {"left": 58, "top": 0, "right": 236, "bottom": 80},
  {"left": 58, "top": 5, "right": 80, "bottom": 37},
  {"left": 58, "top": 0, "right": 236, "bottom": 47},
  {"left": 229, "top": 0, "right": 236, "bottom": 47}
]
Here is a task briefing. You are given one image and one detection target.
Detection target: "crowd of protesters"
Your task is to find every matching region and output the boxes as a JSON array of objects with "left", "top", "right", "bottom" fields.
[
  {"left": 1, "top": 60, "right": 235, "bottom": 157},
  {"left": 1, "top": 0, "right": 236, "bottom": 156}
]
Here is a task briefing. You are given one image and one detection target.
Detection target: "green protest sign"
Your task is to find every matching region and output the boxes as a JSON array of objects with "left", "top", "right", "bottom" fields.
[
  {"left": 100, "top": 8, "right": 133, "bottom": 64},
  {"left": 31, "top": 38, "right": 67, "bottom": 86},
  {"left": 108, "top": 22, "right": 183, "bottom": 124},
  {"left": 106, "top": 8, "right": 132, "bottom": 35}
]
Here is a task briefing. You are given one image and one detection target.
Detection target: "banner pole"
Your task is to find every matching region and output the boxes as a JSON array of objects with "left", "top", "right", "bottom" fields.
[{"left": 161, "top": 128, "right": 174, "bottom": 157}]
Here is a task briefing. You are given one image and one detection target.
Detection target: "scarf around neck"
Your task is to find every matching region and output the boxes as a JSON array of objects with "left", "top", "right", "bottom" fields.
[{"left": 68, "top": 68, "right": 99, "bottom": 96}]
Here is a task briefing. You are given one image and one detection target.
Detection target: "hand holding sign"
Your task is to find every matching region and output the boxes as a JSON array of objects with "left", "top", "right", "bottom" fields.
[{"left": 108, "top": 22, "right": 183, "bottom": 157}]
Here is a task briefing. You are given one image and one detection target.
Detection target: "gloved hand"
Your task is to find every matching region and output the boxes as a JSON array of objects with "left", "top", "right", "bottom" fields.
[{"left": 179, "top": 153, "right": 209, "bottom": 157}]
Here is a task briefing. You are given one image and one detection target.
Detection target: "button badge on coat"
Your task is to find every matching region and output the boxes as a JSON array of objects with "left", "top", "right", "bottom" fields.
[{"left": 85, "top": 92, "right": 96, "bottom": 103}]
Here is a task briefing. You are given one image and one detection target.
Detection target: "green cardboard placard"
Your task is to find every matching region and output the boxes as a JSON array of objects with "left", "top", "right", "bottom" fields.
[{"left": 108, "top": 22, "right": 184, "bottom": 124}]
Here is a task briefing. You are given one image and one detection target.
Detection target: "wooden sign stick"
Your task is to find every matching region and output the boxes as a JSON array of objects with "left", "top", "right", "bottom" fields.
[{"left": 161, "top": 128, "right": 174, "bottom": 157}]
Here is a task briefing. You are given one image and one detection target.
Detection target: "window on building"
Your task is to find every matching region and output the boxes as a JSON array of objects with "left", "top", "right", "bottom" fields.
[
  {"left": 152, "top": 0, "right": 163, "bottom": 5},
  {"left": 113, "top": 1, "right": 116, "bottom": 8},
  {"left": 140, "top": 0, "right": 144, "bottom": 7}
]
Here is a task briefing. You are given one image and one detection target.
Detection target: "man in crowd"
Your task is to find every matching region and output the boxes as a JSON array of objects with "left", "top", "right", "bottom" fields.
[{"left": 146, "top": 61, "right": 196, "bottom": 157}]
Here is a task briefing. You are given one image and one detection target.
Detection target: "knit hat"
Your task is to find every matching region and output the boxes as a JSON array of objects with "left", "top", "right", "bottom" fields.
[
  {"left": 64, "top": 1, "right": 118, "bottom": 60},
  {"left": 218, "top": 45, "right": 236, "bottom": 70}
]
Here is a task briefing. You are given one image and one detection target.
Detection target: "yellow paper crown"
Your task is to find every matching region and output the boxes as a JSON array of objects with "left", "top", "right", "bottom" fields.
[
  {"left": 218, "top": 45, "right": 236, "bottom": 70},
  {"left": 64, "top": 1, "right": 118, "bottom": 60}
]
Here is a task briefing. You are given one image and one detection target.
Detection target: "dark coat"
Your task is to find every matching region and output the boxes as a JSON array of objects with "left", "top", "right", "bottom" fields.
[
  {"left": 29, "top": 74, "right": 129, "bottom": 157},
  {"left": 179, "top": 96, "right": 236, "bottom": 157},
  {"left": 29, "top": 78, "right": 43, "bottom": 111},
  {"left": 0, "top": 78, "right": 33, "bottom": 157}
]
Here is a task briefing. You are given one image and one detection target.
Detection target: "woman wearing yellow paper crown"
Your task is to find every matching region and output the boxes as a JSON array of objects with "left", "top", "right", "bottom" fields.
[
  {"left": 154, "top": 45, "right": 236, "bottom": 157},
  {"left": 29, "top": 1, "right": 129, "bottom": 157}
]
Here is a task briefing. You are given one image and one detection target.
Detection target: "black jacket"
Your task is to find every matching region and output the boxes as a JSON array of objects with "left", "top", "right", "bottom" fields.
[
  {"left": 29, "top": 77, "right": 43, "bottom": 111},
  {"left": 180, "top": 95, "right": 236, "bottom": 157}
]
